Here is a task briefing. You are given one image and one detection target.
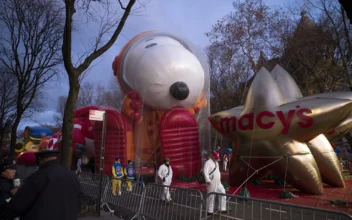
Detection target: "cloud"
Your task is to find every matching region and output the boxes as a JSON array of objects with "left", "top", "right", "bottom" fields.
[{"left": 19, "top": 110, "right": 59, "bottom": 129}]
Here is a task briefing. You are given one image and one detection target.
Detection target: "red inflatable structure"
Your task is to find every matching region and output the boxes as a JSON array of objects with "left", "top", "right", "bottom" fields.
[
  {"left": 74, "top": 106, "right": 133, "bottom": 176},
  {"left": 74, "top": 105, "right": 202, "bottom": 178},
  {"left": 160, "top": 107, "right": 201, "bottom": 178}
]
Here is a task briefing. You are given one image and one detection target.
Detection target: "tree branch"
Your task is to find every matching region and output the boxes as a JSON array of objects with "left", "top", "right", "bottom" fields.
[
  {"left": 75, "top": 0, "right": 136, "bottom": 75},
  {"left": 118, "top": 0, "right": 126, "bottom": 10}
]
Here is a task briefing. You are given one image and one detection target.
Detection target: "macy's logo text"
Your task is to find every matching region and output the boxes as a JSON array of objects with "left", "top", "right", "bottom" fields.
[{"left": 220, "top": 108, "right": 313, "bottom": 135}]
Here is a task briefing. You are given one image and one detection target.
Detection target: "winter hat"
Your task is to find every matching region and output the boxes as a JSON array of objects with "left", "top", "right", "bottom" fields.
[
  {"left": 0, "top": 157, "right": 16, "bottom": 173},
  {"left": 164, "top": 158, "right": 170, "bottom": 162},
  {"left": 115, "top": 157, "right": 120, "bottom": 161},
  {"left": 212, "top": 152, "right": 220, "bottom": 160},
  {"left": 201, "top": 150, "right": 208, "bottom": 157}
]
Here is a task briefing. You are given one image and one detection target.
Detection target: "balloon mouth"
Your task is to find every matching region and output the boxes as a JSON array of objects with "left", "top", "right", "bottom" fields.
[
  {"left": 169, "top": 81, "right": 189, "bottom": 100},
  {"left": 208, "top": 116, "right": 220, "bottom": 131}
]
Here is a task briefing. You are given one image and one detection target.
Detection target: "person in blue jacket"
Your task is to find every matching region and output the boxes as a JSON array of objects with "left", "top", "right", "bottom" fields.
[
  {"left": 124, "top": 160, "right": 135, "bottom": 192},
  {"left": 112, "top": 157, "right": 124, "bottom": 196}
]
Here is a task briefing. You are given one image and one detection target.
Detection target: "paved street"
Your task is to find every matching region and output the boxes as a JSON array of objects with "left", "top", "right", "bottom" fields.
[
  {"left": 79, "top": 212, "right": 122, "bottom": 220},
  {"left": 79, "top": 199, "right": 352, "bottom": 220}
]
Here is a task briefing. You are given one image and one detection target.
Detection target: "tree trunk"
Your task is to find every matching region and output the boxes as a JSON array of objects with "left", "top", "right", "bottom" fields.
[
  {"left": 0, "top": 129, "right": 4, "bottom": 148},
  {"left": 61, "top": 74, "right": 80, "bottom": 168},
  {"left": 0, "top": 129, "right": 4, "bottom": 159},
  {"left": 323, "top": 3, "right": 352, "bottom": 91},
  {"left": 9, "top": 117, "right": 21, "bottom": 156},
  {"left": 341, "top": 6, "right": 352, "bottom": 91}
]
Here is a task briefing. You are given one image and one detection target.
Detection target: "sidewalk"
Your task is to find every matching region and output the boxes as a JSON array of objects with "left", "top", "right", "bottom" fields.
[{"left": 79, "top": 212, "right": 124, "bottom": 220}]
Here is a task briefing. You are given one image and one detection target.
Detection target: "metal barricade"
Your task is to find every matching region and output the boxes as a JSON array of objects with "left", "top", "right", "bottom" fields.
[
  {"left": 204, "top": 192, "right": 352, "bottom": 220},
  {"left": 78, "top": 172, "right": 104, "bottom": 199},
  {"left": 15, "top": 165, "right": 38, "bottom": 182},
  {"left": 77, "top": 174, "right": 352, "bottom": 220},
  {"left": 78, "top": 172, "right": 110, "bottom": 213},
  {"left": 102, "top": 177, "right": 145, "bottom": 218},
  {"left": 140, "top": 183, "right": 204, "bottom": 220}
]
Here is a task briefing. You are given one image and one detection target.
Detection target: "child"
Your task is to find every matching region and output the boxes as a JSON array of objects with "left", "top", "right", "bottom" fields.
[
  {"left": 112, "top": 157, "right": 124, "bottom": 196},
  {"left": 124, "top": 160, "right": 135, "bottom": 192}
]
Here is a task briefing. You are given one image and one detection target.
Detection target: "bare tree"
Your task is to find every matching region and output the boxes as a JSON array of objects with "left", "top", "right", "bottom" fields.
[
  {"left": 279, "top": 10, "right": 346, "bottom": 95},
  {"left": 206, "top": 0, "right": 292, "bottom": 74},
  {"left": 302, "top": 0, "right": 352, "bottom": 90},
  {"left": 205, "top": 0, "right": 292, "bottom": 113},
  {"left": 0, "top": 67, "right": 16, "bottom": 148},
  {"left": 0, "top": 0, "right": 63, "bottom": 155},
  {"left": 61, "top": 0, "right": 139, "bottom": 167},
  {"left": 206, "top": 44, "right": 252, "bottom": 113},
  {"left": 55, "top": 78, "right": 124, "bottom": 128},
  {"left": 100, "top": 77, "right": 124, "bottom": 111},
  {"left": 54, "top": 96, "right": 68, "bottom": 129},
  {"left": 76, "top": 83, "right": 97, "bottom": 108}
]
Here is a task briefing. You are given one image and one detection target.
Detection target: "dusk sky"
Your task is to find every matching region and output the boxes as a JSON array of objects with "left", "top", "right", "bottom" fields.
[{"left": 20, "top": 0, "right": 291, "bottom": 129}]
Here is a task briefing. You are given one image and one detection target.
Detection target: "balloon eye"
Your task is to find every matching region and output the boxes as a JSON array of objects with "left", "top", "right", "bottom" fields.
[{"left": 145, "top": 43, "right": 157, "bottom": 49}]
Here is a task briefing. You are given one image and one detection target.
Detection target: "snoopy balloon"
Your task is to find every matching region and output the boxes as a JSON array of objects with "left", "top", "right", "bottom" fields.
[{"left": 113, "top": 31, "right": 210, "bottom": 178}]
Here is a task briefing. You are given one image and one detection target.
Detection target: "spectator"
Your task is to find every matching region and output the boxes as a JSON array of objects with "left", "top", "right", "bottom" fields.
[
  {"left": 223, "top": 153, "right": 228, "bottom": 171},
  {"left": 112, "top": 157, "right": 124, "bottom": 196},
  {"left": 76, "top": 158, "right": 82, "bottom": 175},
  {"left": 0, "top": 157, "right": 17, "bottom": 219},
  {"left": 4, "top": 149, "right": 81, "bottom": 220},
  {"left": 124, "top": 160, "right": 135, "bottom": 192}
]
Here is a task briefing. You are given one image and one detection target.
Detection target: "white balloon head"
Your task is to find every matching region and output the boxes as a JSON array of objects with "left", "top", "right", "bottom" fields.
[{"left": 114, "top": 31, "right": 210, "bottom": 111}]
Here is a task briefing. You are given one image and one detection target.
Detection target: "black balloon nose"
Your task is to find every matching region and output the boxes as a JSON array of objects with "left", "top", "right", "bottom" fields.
[{"left": 169, "top": 81, "right": 189, "bottom": 100}]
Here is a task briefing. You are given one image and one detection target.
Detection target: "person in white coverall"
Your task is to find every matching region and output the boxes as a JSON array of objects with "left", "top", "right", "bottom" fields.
[
  {"left": 223, "top": 153, "right": 228, "bottom": 171},
  {"left": 158, "top": 158, "right": 173, "bottom": 202},
  {"left": 204, "top": 152, "right": 227, "bottom": 216},
  {"left": 76, "top": 158, "right": 82, "bottom": 174}
]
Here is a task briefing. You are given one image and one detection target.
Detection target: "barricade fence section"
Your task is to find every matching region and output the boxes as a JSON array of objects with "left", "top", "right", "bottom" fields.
[
  {"left": 78, "top": 173, "right": 109, "bottom": 200},
  {"left": 140, "top": 183, "right": 203, "bottom": 220},
  {"left": 15, "top": 165, "right": 38, "bottom": 183},
  {"left": 102, "top": 177, "right": 145, "bottom": 216},
  {"left": 204, "top": 192, "right": 352, "bottom": 220},
  {"left": 78, "top": 172, "right": 110, "bottom": 213},
  {"left": 77, "top": 172, "right": 352, "bottom": 220}
]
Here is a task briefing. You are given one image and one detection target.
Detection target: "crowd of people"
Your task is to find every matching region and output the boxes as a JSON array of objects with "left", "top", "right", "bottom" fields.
[
  {"left": 109, "top": 157, "right": 173, "bottom": 203},
  {"left": 0, "top": 150, "right": 81, "bottom": 220},
  {"left": 109, "top": 151, "right": 228, "bottom": 216}
]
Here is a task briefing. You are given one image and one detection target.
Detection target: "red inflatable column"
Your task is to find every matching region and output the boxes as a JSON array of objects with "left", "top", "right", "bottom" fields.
[{"left": 159, "top": 107, "right": 202, "bottom": 179}]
